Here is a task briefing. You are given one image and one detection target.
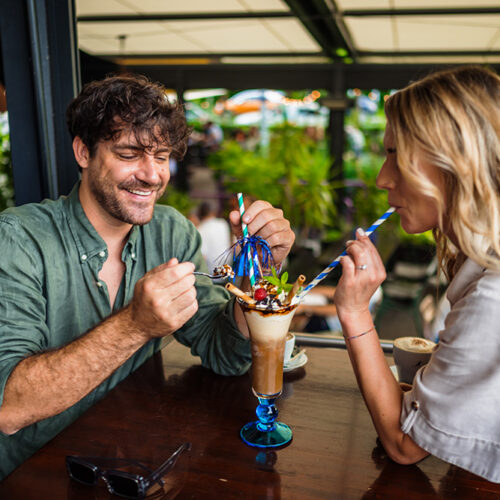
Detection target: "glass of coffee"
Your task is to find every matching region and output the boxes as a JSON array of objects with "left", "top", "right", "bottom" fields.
[
  {"left": 393, "top": 336, "right": 436, "bottom": 384},
  {"left": 239, "top": 300, "right": 297, "bottom": 448}
]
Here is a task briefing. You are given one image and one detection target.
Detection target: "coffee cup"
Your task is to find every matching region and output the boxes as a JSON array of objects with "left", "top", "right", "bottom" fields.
[
  {"left": 393, "top": 336, "right": 436, "bottom": 385},
  {"left": 284, "top": 333, "right": 295, "bottom": 365}
]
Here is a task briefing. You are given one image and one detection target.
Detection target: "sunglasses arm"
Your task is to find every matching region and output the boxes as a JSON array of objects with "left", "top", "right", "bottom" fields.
[{"left": 148, "top": 442, "right": 191, "bottom": 485}]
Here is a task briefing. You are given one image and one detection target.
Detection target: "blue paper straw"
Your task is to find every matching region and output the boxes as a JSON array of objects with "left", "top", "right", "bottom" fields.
[
  {"left": 237, "top": 193, "right": 256, "bottom": 286},
  {"left": 293, "top": 207, "right": 396, "bottom": 304}
]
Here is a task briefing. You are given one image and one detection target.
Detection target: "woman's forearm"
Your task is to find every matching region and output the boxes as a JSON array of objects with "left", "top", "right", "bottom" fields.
[{"left": 340, "top": 311, "right": 429, "bottom": 464}]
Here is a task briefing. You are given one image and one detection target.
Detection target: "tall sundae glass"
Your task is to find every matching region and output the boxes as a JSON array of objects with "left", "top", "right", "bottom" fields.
[{"left": 238, "top": 299, "right": 298, "bottom": 448}]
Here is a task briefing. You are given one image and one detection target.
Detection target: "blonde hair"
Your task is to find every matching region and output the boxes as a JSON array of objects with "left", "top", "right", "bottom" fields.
[{"left": 385, "top": 66, "right": 500, "bottom": 279}]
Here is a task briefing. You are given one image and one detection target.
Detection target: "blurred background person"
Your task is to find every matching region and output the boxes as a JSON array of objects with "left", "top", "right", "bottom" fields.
[{"left": 196, "top": 201, "right": 231, "bottom": 275}]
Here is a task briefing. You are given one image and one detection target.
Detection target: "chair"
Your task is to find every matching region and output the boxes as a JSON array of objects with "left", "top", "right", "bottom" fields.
[{"left": 374, "top": 243, "right": 445, "bottom": 339}]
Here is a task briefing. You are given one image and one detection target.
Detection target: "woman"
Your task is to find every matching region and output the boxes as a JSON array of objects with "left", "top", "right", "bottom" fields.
[{"left": 334, "top": 65, "right": 500, "bottom": 483}]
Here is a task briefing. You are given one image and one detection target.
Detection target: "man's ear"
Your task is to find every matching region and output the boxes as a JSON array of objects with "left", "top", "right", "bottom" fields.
[{"left": 72, "top": 137, "right": 90, "bottom": 170}]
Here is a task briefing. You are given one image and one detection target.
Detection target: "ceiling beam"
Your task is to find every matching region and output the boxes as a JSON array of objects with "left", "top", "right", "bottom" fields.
[
  {"left": 343, "top": 7, "right": 500, "bottom": 17},
  {"left": 111, "top": 62, "right": 500, "bottom": 92},
  {"left": 328, "top": 1, "right": 359, "bottom": 62},
  {"left": 77, "top": 12, "right": 294, "bottom": 22},
  {"left": 360, "top": 50, "right": 500, "bottom": 57},
  {"left": 283, "top": 0, "right": 348, "bottom": 60},
  {"left": 101, "top": 51, "right": 326, "bottom": 62}
]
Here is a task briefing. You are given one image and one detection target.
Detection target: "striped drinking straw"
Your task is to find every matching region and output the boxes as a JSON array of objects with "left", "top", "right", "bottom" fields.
[
  {"left": 292, "top": 207, "right": 396, "bottom": 305},
  {"left": 237, "top": 193, "right": 256, "bottom": 287}
]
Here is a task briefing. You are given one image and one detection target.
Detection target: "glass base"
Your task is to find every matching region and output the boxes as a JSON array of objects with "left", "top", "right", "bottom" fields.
[{"left": 240, "top": 421, "right": 293, "bottom": 448}]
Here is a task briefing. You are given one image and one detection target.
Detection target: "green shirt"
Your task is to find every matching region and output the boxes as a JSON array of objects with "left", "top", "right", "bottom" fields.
[{"left": 0, "top": 183, "right": 250, "bottom": 479}]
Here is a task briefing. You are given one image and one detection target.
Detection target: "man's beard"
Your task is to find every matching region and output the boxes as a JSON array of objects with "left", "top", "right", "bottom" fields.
[{"left": 89, "top": 175, "right": 164, "bottom": 226}]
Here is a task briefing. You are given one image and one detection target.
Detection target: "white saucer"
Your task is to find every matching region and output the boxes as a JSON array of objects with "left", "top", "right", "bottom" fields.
[{"left": 284, "top": 350, "right": 308, "bottom": 372}]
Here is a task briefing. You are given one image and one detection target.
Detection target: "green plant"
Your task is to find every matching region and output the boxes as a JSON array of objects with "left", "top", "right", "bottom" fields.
[
  {"left": 208, "top": 124, "right": 342, "bottom": 239},
  {"left": 156, "top": 187, "right": 195, "bottom": 217},
  {"left": 263, "top": 267, "right": 293, "bottom": 294},
  {"left": 0, "top": 113, "right": 14, "bottom": 211},
  {"left": 269, "top": 124, "right": 341, "bottom": 239},
  {"left": 209, "top": 140, "right": 284, "bottom": 206}
]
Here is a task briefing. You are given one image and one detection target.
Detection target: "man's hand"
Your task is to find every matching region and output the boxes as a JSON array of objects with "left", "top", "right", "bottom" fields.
[
  {"left": 229, "top": 200, "right": 295, "bottom": 267},
  {"left": 128, "top": 258, "right": 198, "bottom": 338}
]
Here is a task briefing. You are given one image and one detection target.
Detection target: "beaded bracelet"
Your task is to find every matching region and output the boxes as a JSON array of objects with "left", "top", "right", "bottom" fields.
[{"left": 344, "top": 326, "right": 375, "bottom": 341}]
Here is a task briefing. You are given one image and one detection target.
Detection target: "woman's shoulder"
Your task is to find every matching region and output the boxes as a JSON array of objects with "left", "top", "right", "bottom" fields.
[{"left": 447, "top": 257, "right": 500, "bottom": 305}]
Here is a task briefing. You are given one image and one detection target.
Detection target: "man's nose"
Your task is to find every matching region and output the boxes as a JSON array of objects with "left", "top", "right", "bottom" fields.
[{"left": 137, "top": 155, "right": 163, "bottom": 184}]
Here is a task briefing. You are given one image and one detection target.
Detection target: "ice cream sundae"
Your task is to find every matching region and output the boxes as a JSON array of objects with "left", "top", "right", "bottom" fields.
[
  {"left": 225, "top": 271, "right": 305, "bottom": 397},
  {"left": 213, "top": 264, "right": 235, "bottom": 279}
]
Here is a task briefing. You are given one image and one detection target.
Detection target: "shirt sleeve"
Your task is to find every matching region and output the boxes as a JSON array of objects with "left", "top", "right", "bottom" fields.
[
  {"left": 0, "top": 217, "right": 49, "bottom": 406},
  {"left": 399, "top": 267, "right": 500, "bottom": 482},
  {"left": 169, "top": 214, "right": 251, "bottom": 376}
]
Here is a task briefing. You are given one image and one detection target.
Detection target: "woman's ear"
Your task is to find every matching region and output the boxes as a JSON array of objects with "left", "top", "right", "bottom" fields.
[{"left": 72, "top": 136, "right": 90, "bottom": 170}]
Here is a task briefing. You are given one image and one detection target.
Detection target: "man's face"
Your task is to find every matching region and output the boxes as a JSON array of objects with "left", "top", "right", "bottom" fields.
[{"left": 82, "top": 130, "right": 170, "bottom": 226}]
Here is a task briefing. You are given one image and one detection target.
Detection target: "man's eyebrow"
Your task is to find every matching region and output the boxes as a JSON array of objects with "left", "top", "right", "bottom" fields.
[
  {"left": 112, "top": 144, "right": 143, "bottom": 151},
  {"left": 153, "top": 147, "right": 171, "bottom": 154},
  {"left": 112, "top": 144, "right": 170, "bottom": 154}
]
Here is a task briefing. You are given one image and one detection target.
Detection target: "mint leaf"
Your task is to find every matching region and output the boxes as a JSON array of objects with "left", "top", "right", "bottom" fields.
[
  {"left": 280, "top": 271, "right": 289, "bottom": 287},
  {"left": 264, "top": 276, "right": 281, "bottom": 287}
]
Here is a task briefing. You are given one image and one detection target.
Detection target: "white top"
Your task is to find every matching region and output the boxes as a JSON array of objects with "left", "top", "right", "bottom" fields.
[
  {"left": 400, "top": 258, "right": 500, "bottom": 482},
  {"left": 197, "top": 217, "right": 231, "bottom": 273}
]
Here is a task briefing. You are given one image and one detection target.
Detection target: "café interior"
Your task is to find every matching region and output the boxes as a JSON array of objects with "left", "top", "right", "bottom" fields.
[{"left": 1, "top": 1, "right": 500, "bottom": 498}]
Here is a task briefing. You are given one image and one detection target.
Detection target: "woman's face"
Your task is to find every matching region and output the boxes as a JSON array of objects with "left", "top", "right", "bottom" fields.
[{"left": 376, "top": 124, "right": 444, "bottom": 234}]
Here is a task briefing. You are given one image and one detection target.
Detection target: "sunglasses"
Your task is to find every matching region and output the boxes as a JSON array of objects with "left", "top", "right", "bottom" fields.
[{"left": 66, "top": 442, "right": 191, "bottom": 499}]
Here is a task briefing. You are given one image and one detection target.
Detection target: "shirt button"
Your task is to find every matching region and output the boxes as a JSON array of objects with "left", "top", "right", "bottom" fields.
[
  {"left": 131, "top": 252, "right": 136, "bottom": 258},
  {"left": 96, "top": 281, "right": 102, "bottom": 288},
  {"left": 99, "top": 251, "right": 106, "bottom": 258},
  {"left": 81, "top": 254, "right": 87, "bottom": 261},
  {"left": 411, "top": 401, "right": 419, "bottom": 411}
]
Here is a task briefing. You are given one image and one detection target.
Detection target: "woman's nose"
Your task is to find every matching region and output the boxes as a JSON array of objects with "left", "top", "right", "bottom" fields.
[{"left": 376, "top": 159, "right": 396, "bottom": 190}]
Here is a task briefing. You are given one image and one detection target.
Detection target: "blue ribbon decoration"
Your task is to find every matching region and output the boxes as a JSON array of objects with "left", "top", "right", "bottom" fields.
[{"left": 215, "top": 235, "right": 275, "bottom": 281}]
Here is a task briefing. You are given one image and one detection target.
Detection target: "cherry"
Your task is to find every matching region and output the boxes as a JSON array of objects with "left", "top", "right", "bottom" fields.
[{"left": 254, "top": 288, "right": 267, "bottom": 301}]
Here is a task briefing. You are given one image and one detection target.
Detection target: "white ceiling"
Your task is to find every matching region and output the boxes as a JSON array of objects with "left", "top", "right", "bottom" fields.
[
  {"left": 75, "top": 0, "right": 500, "bottom": 65},
  {"left": 76, "top": 0, "right": 289, "bottom": 16},
  {"left": 336, "top": 0, "right": 500, "bottom": 7},
  {"left": 78, "top": 18, "right": 319, "bottom": 55}
]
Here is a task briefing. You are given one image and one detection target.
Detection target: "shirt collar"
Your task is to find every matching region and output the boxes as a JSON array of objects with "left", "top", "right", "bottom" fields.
[
  {"left": 64, "top": 183, "right": 108, "bottom": 263},
  {"left": 63, "top": 182, "right": 139, "bottom": 264},
  {"left": 124, "top": 225, "right": 139, "bottom": 262}
]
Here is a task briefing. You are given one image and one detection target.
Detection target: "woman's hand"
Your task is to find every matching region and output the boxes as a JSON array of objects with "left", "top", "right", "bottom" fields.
[{"left": 334, "top": 228, "right": 386, "bottom": 322}]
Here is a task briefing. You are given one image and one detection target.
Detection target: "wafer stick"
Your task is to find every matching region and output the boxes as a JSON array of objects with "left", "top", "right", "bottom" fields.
[
  {"left": 225, "top": 283, "right": 256, "bottom": 305},
  {"left": 285, "top": 275, "right": 306, "bottom": 304}
]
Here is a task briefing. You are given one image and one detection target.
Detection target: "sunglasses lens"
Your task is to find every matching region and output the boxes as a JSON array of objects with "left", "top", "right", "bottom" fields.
[
  {"left": 106, "top": 473, "right": 141, "bottom": 498},
  {"left": 67, "top": 460, "right": 98, "bottom": 485}
]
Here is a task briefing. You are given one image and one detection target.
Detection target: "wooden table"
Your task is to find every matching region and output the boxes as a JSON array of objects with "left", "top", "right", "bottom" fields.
[{"left": 1, "top": 340, "right": 499, "bottom": 499}]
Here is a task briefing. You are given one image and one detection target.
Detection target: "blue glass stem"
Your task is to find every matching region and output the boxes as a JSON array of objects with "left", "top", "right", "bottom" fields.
[
  {"left": 240, "top": 396, "right": 292, "bottom": 448},
  {"left": 256, "top": 397, "right": 278, "bottom": 432}
]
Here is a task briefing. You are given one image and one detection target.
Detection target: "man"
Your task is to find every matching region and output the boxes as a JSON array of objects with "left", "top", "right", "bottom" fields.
[{"left": 0, "top": 75, "right": 294, "bottom": 478}]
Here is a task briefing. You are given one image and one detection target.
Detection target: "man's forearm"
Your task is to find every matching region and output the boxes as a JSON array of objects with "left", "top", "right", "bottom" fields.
[{"left": 0, "top": 306, "right": 148, "bottom": 434}]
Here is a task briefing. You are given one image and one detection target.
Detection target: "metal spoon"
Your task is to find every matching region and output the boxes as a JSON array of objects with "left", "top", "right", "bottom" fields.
[{"left": 193, "top": 271, "right": 228, "bottom": 280}]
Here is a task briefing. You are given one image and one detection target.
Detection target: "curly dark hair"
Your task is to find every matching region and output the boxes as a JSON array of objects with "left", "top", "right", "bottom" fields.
[{"left": 66, "top": 74, "right": 191, "bottom": 160}]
